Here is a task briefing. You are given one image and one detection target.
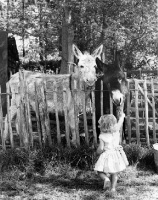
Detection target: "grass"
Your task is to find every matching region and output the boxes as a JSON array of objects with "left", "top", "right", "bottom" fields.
[{"left": 0, "top": 144, "right": 158, "bottom": 200}]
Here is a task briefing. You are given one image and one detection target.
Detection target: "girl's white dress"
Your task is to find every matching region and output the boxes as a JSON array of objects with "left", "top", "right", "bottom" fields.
[{"left": 94, "top": 132, "right": 129, "bottom": 173}]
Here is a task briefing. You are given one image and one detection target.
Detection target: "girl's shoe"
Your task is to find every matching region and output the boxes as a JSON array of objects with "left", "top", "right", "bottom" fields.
[{"left": 103, "top": 177, "right": 110, "bottom": 189}]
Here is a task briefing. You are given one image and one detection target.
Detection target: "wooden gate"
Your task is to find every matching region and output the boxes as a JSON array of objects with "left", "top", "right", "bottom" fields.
[
  {"left": 126, "top": 78, "right": 158, "bottom": 146},
  {"left": 1, "top": 73, "right": 158, "bottom": 150}
]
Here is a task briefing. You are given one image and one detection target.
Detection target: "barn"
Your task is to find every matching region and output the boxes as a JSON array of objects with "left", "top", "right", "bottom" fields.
[{"left": 0, "top": 31, "right": 19, "bottom": 115}]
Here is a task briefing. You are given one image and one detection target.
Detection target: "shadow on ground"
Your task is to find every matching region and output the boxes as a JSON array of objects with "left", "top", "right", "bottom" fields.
[{"left": 31, "top": 174, "right": 103, "bottom": 191}]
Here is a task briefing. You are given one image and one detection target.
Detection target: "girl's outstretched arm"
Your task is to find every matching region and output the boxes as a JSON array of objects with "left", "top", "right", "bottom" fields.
[{"left": 117, "top": 113, "right": 125, "bottom": 131}]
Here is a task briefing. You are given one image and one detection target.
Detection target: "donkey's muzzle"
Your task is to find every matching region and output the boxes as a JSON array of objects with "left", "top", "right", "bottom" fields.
[{"left": 111, "top": 90, "right": 124, "bottom": 106}]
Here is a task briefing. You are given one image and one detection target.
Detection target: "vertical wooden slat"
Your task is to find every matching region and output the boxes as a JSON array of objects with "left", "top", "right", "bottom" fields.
[
  {"left": 82, "top": 83, "right": 89, "bottom": 145},
  {"left": 109, "top": 96, "right": 113, "bottom": 114},
  {"left": 144, "top": 79, "right": 150, "bottom": 146},
  {"left": 53, "top": 82, "right": 61, "bottom": 145},
  {"left": 37, "top": 86, "right": 46, "bottom": 146},
  {"left": 91, "top": 89, "right": 97, "bottom": 147},
  {"left": 151, "top": 79, "right": 157, "bottom": 143},
  {"left": 0, "top": 87, "right": 5, "bottom": 150},
  {"left": 19, "top": 70, "right": 29, "bottom": 148},
  {"left": 17, "top": 107, "right": 23, "bottom": 147},
  {"left": 63, "top": 87, "right": 70, "bottom": 147},
  {"left": 6, "top": 83, "right": 14, "bottom": 149},
  {"left": 73, "top": 79, "right": 80, "bottom": 146},
  {"left": 100, "top": 80, "right": 103, "bottom": 116},
  {"left": 41, "top": 79, "right": 52, "bottom": 147},
  {"left": 25, "top": 85, "right": 33, "bottom": 147},
  {"left": 134, "top": 80, "right": 140, "bottom": 144},
  {"left": 126, "top": 81, "right": 131, "bottom": 143},
  {"left": 34, "top": 82, "right": 42, "bottom": 147},
  {"left": 23, "top": 72, "right": 32, "bottom": 148}
]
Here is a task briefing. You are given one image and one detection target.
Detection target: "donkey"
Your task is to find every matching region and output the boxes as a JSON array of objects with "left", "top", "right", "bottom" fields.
[
  {"left": 95, "top": 54, "right": 128, "bottom": 142},
  {"left": 4, "top": 44, "right": 103, "bottom": 146}
]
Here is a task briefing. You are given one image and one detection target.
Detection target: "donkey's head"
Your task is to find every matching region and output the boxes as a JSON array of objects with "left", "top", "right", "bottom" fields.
[
  {"left": 73, "top": 44, "right": 103, "bottom": 86},
  {"left": 96, "top": 57, "right": 128, "bottom": 106}
]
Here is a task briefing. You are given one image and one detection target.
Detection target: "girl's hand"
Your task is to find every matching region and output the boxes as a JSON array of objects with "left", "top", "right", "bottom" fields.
[{"left": 121, "top": 113, "right": 125, "bottom": 118}]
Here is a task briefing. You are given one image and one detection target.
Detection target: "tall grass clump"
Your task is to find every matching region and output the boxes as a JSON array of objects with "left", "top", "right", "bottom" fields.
[
  {"left": 123, "top": 143, "right": 156, "bottom": 171},
  {"left": 0, "top": 148, "right": 29, "bottom": 172},
  {"left": 70, "top": 145, "right": 95, "bottom": 170},
  {"left": 123, "top": 143, "right": 144, "bottom": 165},
  {"left": 137, "top": 147, "right": 155, "bottom": 171}
]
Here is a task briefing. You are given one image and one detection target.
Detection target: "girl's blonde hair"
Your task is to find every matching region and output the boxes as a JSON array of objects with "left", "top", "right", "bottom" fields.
[{"left": 98, "top": 114, "right": 117, "bottom": 133}]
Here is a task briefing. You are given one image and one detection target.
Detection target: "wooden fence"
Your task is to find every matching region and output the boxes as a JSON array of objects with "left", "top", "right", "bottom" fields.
[
  {"left": 126, "top": 78, "right": 158, "bottom": 146},
  {"left": 0, "top": 73, "right": 158, "bottom": 150}
]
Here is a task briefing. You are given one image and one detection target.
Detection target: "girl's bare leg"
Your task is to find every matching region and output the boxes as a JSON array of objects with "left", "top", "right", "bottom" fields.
[
  {"left": 97, "top": 172, "right": 110, "bottom": 189},
  {"left": 110, "top": 173, "right": 118, "bottom": 192}
]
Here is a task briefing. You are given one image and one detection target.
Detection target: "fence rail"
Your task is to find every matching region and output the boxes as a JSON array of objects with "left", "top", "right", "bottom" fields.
[{"left": 0, "top": 73, "right": 158, "bottom": 150}]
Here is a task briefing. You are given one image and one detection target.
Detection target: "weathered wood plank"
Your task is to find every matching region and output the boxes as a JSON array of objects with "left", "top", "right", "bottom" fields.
[
  {"left": 6, "top": 82, "right": 14, "bottom": 149},
  {"left": 100, "top": 80, "right": 103, "bottom": 116},
  {"left": 82, "top": 83, "right": 89, "bottom": 145},
  {"left": 134, "top": 80, "right": 140, "bottom": 144},
  {"left": 41, "top": 79, "right": 52, "bottom": 147},
  {"left": 0, "top": 86, "right": 5, "bottom": 150},
  {"left": 53, "top": 82, "right": 61, "bottom": 145},
  {"left": 126, "top": 81, "right": 131, "bottom": 143},
  {"left": 143, "top": 79, "right": 150, "bottom": 147},
  {"left": 63, "top": 86, "right": 71, "bottom": 147},
  {"left": 34, "top": 82, "right": 42, "bottom": 147},
  {"left": 91, "top": 89, "right": 97, "bottom": 147},
  {"left": 151, "top": 79, "right": 157, "bottom": 143}
]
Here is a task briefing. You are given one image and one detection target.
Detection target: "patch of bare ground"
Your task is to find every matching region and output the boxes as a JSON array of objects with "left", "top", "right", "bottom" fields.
[{"left": 0, "top": 165, "right": 158, "bottom": 200}]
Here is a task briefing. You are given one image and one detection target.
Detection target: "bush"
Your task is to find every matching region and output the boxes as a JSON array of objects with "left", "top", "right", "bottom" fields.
[
  {"left": 70, "top": 145, "right": 95, "bottom": 170},
  {"left": 1, "top": 143, "right": 156, "bottom": 177},
  {"left": 123, "top": 143, "right": 144, "bottom": 165},
  {"left": 0, "top": 148, "right": 29, "bottom": 172},
  {"left": 123, "top": 143, "right": 156, "bottom": 171},
  {"left": 137, "top": 148, "right": 155, "bottom": 171}
]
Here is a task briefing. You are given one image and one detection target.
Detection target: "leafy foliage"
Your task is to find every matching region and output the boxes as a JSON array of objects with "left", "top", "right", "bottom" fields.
[{"left": 0, "top": 0, "right": 157, "bottom": 70}]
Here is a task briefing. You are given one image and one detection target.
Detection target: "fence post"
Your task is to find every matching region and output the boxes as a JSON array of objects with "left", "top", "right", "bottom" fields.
[
  {"left": 36, "top": 86, "right": 47, "bottom": 146},
  {"left": 144, "top": 79, "right": 150, "bottom": 146},
  {"left": 25, "top": 85, "right": 33, "bottom": 147},
  {"left": 63, "top": 86, "right": 70, "bottom": 148},
  {"left": 109, "top": 95, "right": 113, "bottom": 114},
  {"left": 126, "top": 80, "right": 131, "bottom": 143},
  {"left": 134, "top": 79, "right": 140, "bottom": 145},
  {"left": 100, "top": 80, "right": 103, "bottom": 116},
  {"left": 91, "top": 88, "right": 97, "bottom": 147},
  {"left": 0, "top": 86, "right": 5, "bottom": 150},
  {"left": 34, "top": 82, "right": 42, "bottom": 147},
  {"left": 41, "top": 79, "right": 52, "bottom": 147},
  {"left": 6, "top": 82, "right": 14, "bottom": 149},
  {"left": 82, "top": 82, "right": 89, "bottom": 145},
  {"left": 151, "top": 79, "right": 157, "bottom": 143},
  {"left": 73, "top": 78, "right": 80, "bottom": 147},
  {"left": 53, "top": 81, "right": 61, "bottom": 145},
  {"left": 19, "top": 70, "right": 29, "bottom": 148}
]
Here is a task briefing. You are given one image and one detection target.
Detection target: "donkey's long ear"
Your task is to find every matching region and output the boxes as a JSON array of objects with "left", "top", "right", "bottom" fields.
[
  {"left": 96, "top": 57, "right": 108, "bottom": 72},
  {"left": 92, "top": 44, "right": 103, "bottom": 58},
  {"left": 72, "top": 44, "right": 83, "bottom": 59}
]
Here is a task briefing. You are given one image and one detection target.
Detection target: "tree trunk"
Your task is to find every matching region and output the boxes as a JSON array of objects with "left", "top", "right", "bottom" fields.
[{"left": 60, "top": 4, "right": 74, "bottom": 74}]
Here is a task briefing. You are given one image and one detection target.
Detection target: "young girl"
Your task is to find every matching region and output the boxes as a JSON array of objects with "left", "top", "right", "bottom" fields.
[{"left": 94, "top": 113, "right": 129, "bottom": 192}]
